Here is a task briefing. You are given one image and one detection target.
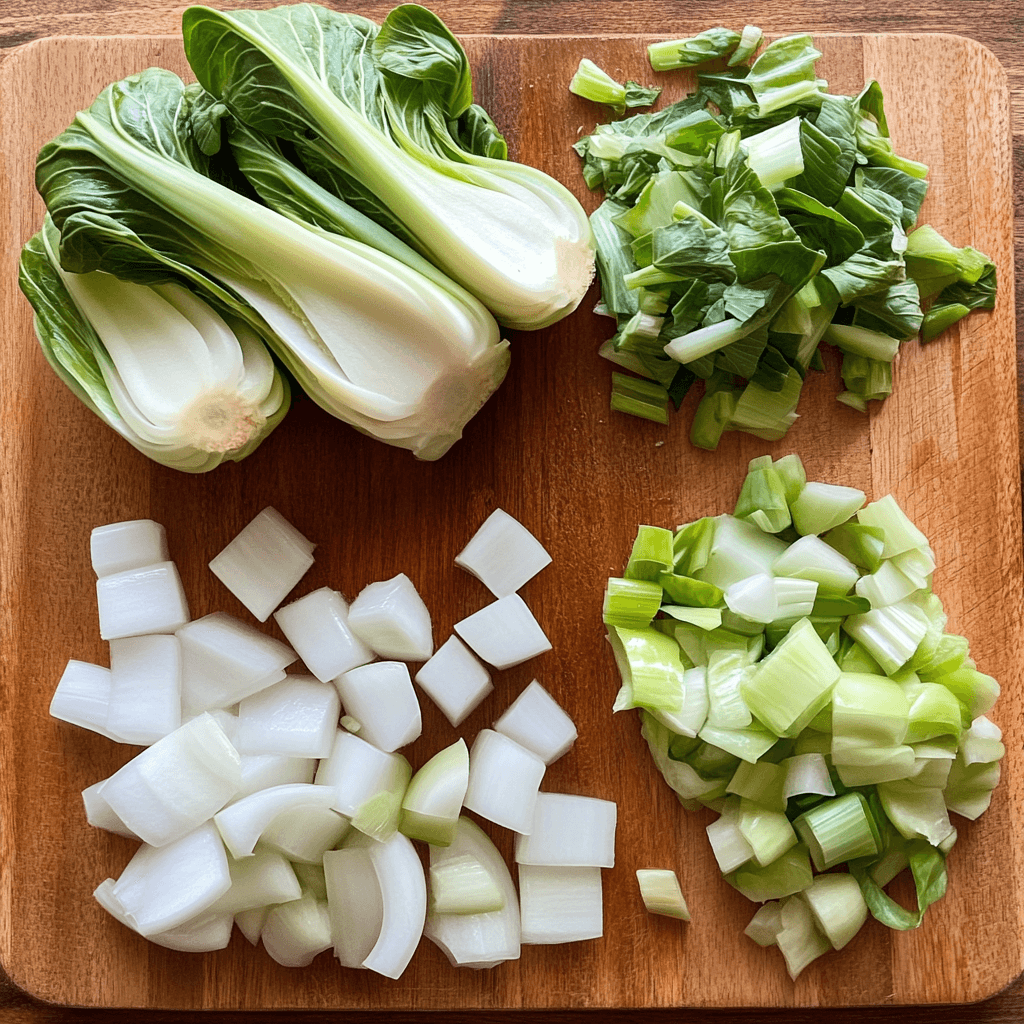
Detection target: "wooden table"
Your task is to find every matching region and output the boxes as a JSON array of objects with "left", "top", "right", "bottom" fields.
[{"left": 0, "top": 1, "right": 1021, "bottom": 1022}]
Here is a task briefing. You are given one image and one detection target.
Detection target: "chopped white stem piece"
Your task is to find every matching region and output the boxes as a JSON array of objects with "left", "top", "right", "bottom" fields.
[
  {"left": 362, "top": 831, "right": 427, "bottom": 979},
  {"left": 50, "top": 659, "right": 121, "bottom": 740},
  {"left": 454, "top": 595, "right": 552, "bottom": 670},
  {"left": 454, "top": 508, "right": 552, "bottom": 597},
  {"left": 236, "top": 675, "right": 340, "bottom": 758},
  {"left": 259, "top": 804, "right": 350, "bottom": 864},
  {"left": 262, "top": 891, "right": 333, "bottom": 967},
  {"left": 111, "top": 821, "right": 231, "bottom": 936},
  {"left": 235, "top": 905, "right": 270, "bottom": 945},
  {"left": 783, "top": 752, "right": 836, "bottom": 799},
  {"left": 799, "top": 872, "right": 867, "bottom": 950},
  {"left": 744, "top": 901, "right": 784, "bottom": 946},
  {"left": 82, "top": 781, "right": 137, "bottom": 838},
  {"left": 209, "top": 507, "right": 315, "bottom": 622},
  {"left": 430, "top": 854, "right": 504, "bottom": 914},
  {"left": 273, "top": 588, "right": 374, "bottom": 683},
  {"left": 318, "top": 731, "right": 411, "bottom": 842},
  {"left": 494, "top": 680, "right": 577, "bottom": 764},
  {"left": 214, "top": 783, "right": 338, "bottom": 859},
  {"left": 400, "top": 739, "right": 469, "bottom": 847},
  {"left": 91, "top": 520, "right": 169, "bottom": 578},
  {"left": 464, "top": 729, "right": 545, "bottom": 834},
  {"left": 724, "top": 573, "right": 778, "bottom": 624},
  {"left": 636, "top": 869, "right": 690, "bottom": 920},
  {"left": 96, "top": 560, "right": 189, "bottom": 640},
  {"left": 101, "top": 713, "right": 241, "bottom": 847},
  {"left": 107, "top": 634, "right": 182, "bottom": 745},
  {"left": 324, "top": 844, "right": 384, "bottom": 968},
  {"left": 424, "top": 816, "right": 521, "bottom": 967},
  {"left": 706, "top": 811, "right": 754, "bottom": 874},
  {"left": 210, "top": 847, "right": 302, "bottom": 915},
  {"left": 176, "top": 612, "right": 297, "bottom": 715},
  {"left": 236, "top": 753, "right": 317, "bottom": 799},
  {"left": 414, "top": 636, "right": 493, "bottom": 726},
  {"left": 347, "top": 574, "right": 433, "bottom": 661},
  {"left": 334, "top": 661, "right": 421, "bottom": 752},
  {"left": 514, "top": 793, "right": 617, "bottom": 868},
  {"left": 518, "top": 865, "right": 603, "bottom": 944}
]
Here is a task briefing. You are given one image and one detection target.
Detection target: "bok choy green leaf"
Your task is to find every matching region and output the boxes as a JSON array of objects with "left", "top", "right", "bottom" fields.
[
  {"left": 34, "top": 66, "right": 510, "bottom": 462},
  {"left": 182, "top": 2, "right": 596, "bottom": 331}
]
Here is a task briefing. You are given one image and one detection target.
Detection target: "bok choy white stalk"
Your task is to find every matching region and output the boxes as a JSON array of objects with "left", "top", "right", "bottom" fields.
[
  {"left": 33, "top": 67, "right": 509, "bottom": 462},
  {"left": 182, "top": 3, "right": 595, "bottom": 331}
]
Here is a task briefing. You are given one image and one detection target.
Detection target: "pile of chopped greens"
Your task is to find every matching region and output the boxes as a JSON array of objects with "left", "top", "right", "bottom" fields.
[
  {"left": 605, "top": 453, "right": 1004, "bottom": 978},
  {"left": 570, "top": 28, "right": 997, "bottom": 448}
]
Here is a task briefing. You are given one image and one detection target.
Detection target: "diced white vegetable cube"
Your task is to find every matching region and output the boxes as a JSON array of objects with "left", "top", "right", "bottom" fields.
[
  {"left": 273, "top": 588, "right": 374, "bottom": 682},
  {"left": 111, "top": 821, "right": 231, "bottom": 936},
  {"left": 176, "top": 612, "right": 297, "bottom": 715},
  {"left": 414, "top": 636, "right": 493, "bottom": 727},
  {"left": 514, "top": 793, "right": 617, "bottom": 868},
  {"left": 95, "top": 560, "right": 189, "bottom": 640},
  {"left": 493, "top": 679, "right": 577, "bottom": 764},
  {"left": 49, "top": 659, "right": 121, "bottom": 740},
  {"left": 101, "top": 713, "right": 241, "bottom": 848},
  {"left": 347, "top": 574, "right": 433, "bottom": 662},
  {"left": 236, "top": 753, "right": 317, "bottom": 799},
  {"left": 334, "top": 662, "right": 421, "bottom": 752},
  {"left": 90, "top": 519, "right": 169, "bottom": 578},
  {"left": 107, "top": 634, "right": 182, "bottom": 745},
  {"left": 236, "top": 675, "right": 340, "bottom": 758},
  {"left": 518, "top": 865, "right": 603, "bottom": 944},
  {"left": 209, "top": 507, "right": 315, "bottom": 622},
  {"left": 455, "top": 508, "right": 552, "bottom": 597},
  {"left": 454, "top": 594, "right": 551, "bottom": 670},
  {"left": 262, "top": 891, "right": 333, "bottom": 967},
  {"left": 463, "top": 729, "right": 545, "bottom": 834}
]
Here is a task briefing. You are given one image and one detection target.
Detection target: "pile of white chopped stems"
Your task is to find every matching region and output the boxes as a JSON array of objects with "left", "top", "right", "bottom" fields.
[
  {"left": 52, "top": 507, "right": 618, "bottom": 974},
  {"left": 606, "top": 453, "right": 1003, "bottom": 979}
]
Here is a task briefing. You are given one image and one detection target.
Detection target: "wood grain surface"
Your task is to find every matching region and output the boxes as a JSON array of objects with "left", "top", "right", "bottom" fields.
[{"left": 0, "top": 5, "right": 1022, "bottom": 1024}]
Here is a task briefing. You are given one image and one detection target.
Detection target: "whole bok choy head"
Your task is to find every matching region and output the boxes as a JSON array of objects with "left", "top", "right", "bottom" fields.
[
  {"left": 33, "top": 67, "right": 510, "bottom": 462},
  {"left": 20, "top": 216, "right": 289, "bottom": 473},
  {"left": 181, "top": 2, "right": 596, "bottom": 331}
]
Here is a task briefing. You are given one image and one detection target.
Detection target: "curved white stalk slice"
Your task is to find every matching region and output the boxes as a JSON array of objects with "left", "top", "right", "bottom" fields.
[
  {"left": 324, "top": 843, "right": 385, "bottom": 968},
  {"left": 518, "top": 864, "right": 604, "bottom": 944},
  {"left": 430, "top": 854, "right": 505, "bottom": 915},
  {"left": 362, "top": 831, "right": 427, "bottom": 979},
  {"left": 424, "top": 817, "right": 520, "bottom": 967},
  {"left": 259, "top": 804, "right": 350, "bottom": 863},
  {"left": 107, "top": 634, "right": 182, "bottom": 745},
  {"left": 111, "top": 821, "right": 231, "bottom": 937},
  {"left": 262, "top": 891, "right": 333, "bottom": 967},
  {"left": 210, "top": 847, "right": 302, "bottom": 916},
  {"left": 400, "top": 738, "right": 469, "bottom": 847},
  {"left": 464, "top": 730, "right": 545, "bottom": 834},
  {"left": 214, "top": 783, "right": 339, "bottom": 859}
]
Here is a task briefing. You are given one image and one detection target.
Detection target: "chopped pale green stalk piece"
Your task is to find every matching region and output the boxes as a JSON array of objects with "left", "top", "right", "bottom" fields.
[
  {"left": 707, "top": 799, "right": 755, "bottom": 873},
  {"left": 790, "top": 482, "right": 866, "bottom": 536},
  {"left": 738, "top": 798, "right": 798, "bottom": 867},
  {"left": 799, "top": 873, "right": 868, "bottom": 950},
  {"left": 625, "top": 526, "right": 675, "bottom": 582},
  {"left": 664, "top": 318, "right": 751, "bottom": 364},
  {"left": 429, "top": 854, "right": 505, "bottom": 914},
  {"left": 944, "top": 757, "right": 1000, "bottom": 820},
  {"left": 850, "top": 839, "right": 947, "bottom": 930},
  {"left": 776, "top": 894, "right": 832, "bottom": 980},
  {"left": 771, "top": 578, "right": 818, "bottom": 622},
  {"left": 399, "top": 739, "right": 469, "bottom": 847},
  {"left": 728, "top": 369, "right": 804, "bottom": 443},
  {"left": 772, "top": 454, "right": 806, "bottom": 504},
  {"left": 932, "top": 665, "right": 999, "bottom": 721},
  {"left": 741, "top": 618, "right": 840, "bottom": 738},
  {"left": 876, "top": 780, "right": 954, "bottom": 847},
  {"left": 735, "top": 456, "right": 791, "bottom": 533},
  {"left": 727, "top": 760, "right": 787, "bottom": 812},
  {"left": 914, "top": 632, "right": 969, "bottom": 680},
  {"left": 782, "top": 753, "right": 835, "bottom": 799},
  {"left": 609, "top": 626, "right": 686, "bottom": 713},
  {"left": 833, "top": 746, "right": 916, "bottom": 787},
  {"left": 610, "top": 372, "right": 670, "bottom": 424},
  {"left": 960, "top": 716, "right": 1004, "bottom": 766},
  {"left": 698, "top": 719, "right": 779, "bottom": 764},
  {"left": 724, "top": 574, "right": 778, "bottom": 625},
  {"left": 856, "top": 495, "right": 929, "bottom": 558},
  {"left": 832, "top": 672, "right": 909, "bottom": 747},
  {"left": 641, "top": 712, "right": 725, "bottom": 803},
  {"left": 706, "top": 650, "right": 755, "bottom": 729},
  {"left": 652, "top": 666, "right": 709, "bottom": 738},
  {"left": 824, "top": 323, "right": 900, "bottom": 361},
  {"left": 661, "top": 606, "right": 723, "bottom": 631},
  {"left": 902, "top": 682, "right": 963, "bottom": 744},
  {"left": 603, "top": 577, "right": 663, "bottom": 628},
  {"left": 636, "top": 869, "right": 690, "bottom": 920},
  {"left": 742, "top": 117, "right": 805, "bottom": 189},
  {"left": 744, "top": 900, "right": 784, "bottom": 946},
  {"left": 843, "top": 604, "right": 928, "bottom": 676},
  {"left": 824, "top": 522, "right": 885, "bottom": 572},
  {"left": 729, "top": 844, "right": 813, "bottom": 903},
  {"left": 569, "top": 59, "right": 628, "bottom": 113},
  {"left": 773, "top": 534, "right": 859, "bottom": 595},
  {"left": 673, "top": 517, "right": 716, "bottom": 577},
  {"left": 695, "top": 515, "right": 788, "bottom": 590},
  {"left": 730, "top": 25, "right": 764, "bottom": 66},
  {"left": 659, "top": 572, "right": 723, "bottom": 609},
  {"left": 648, "top": 28, "right": 742, "bottom": 71},
  {"left": 793, "top": 792, "right": 881, "bottom": 871}
]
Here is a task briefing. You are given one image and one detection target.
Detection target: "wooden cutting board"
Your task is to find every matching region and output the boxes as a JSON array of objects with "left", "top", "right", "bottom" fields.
[{"left": 0, "top": 29, "right": 1019, "bottom": 1011}]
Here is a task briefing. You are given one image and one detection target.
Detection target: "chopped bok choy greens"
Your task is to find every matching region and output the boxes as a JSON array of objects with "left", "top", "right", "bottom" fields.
[
  {"left": 181, "top": 3, "right": 596, "bottom": 331},
  {"left": 19, "top": 217, "right": 289, "bottom": 473},
  {"left": 573, "top": 28, "right": 997, "bottom": 448},
  {"left": 607, "top": 454, "right": 1003, "bottom": 978},
  {"left": 56, "top": 507, "right": 615, "bottom": 972},
  {"left": 30, "top": 63, "right": 510, "bottom": 463}
]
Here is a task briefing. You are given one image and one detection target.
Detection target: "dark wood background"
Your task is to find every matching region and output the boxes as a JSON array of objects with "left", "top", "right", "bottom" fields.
[{"left": 1, "top": 1, "right": 1022, "bottom": 1022}]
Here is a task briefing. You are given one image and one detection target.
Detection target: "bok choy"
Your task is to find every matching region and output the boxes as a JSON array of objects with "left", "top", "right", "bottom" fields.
[
  {"left": 181, "top": 3, "right": 596, "bottom": 331},
  {"left": 31, "top": 66, "right": 510, "bottom": 463}
]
